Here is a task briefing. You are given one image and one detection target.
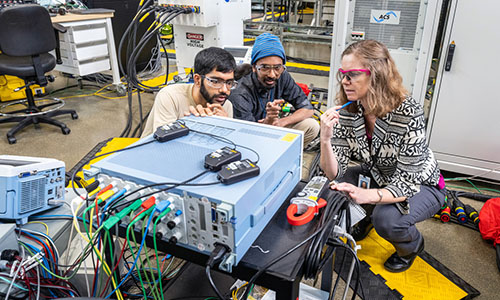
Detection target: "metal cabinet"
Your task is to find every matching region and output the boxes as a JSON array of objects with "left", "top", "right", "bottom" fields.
[
  {"left": 55, "top": 19, "right": 111, "bottom": 76},
  {"left": 427, "top": 0, "right": 500, "bottom": 180}
]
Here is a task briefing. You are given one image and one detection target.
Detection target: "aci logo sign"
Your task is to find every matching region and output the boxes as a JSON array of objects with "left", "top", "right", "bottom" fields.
[{"left": 370, "top": 10, "right": 401, "bottom": 25}]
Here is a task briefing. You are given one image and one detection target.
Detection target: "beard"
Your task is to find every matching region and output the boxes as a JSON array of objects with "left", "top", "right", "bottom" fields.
[
  {"left": 259, "top": 75, "right": 278, "bottom": 89},
  {"left": 200, "top": 80, "right": 228, "bottom": 105}
]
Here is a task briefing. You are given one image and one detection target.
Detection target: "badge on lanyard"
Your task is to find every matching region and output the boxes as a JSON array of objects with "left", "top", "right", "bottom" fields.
[{"left": 358, "top": 174, "right": 371, "bottom": 189}]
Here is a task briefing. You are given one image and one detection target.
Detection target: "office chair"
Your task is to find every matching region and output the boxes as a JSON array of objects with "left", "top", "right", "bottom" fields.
[{"left": 0, "top": 4, "right": 78, "bottom": 144}]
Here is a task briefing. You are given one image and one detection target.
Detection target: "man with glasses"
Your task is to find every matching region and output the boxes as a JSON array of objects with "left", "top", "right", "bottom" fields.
[
  {"left": 141, "top": 47, "right": 237, "bottom": 138},
  {"left": 228, "top": 33, "right": 319, "bottom": 146}
]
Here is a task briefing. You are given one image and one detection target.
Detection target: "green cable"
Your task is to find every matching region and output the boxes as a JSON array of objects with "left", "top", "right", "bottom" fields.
[
  {"left": 128, "top": 209, "right": 152, "bottom": 300},
  {"left": 248, "top": 284, "right": 254, "bottom": 297},
  {"left": 447, "top": 185, "right": 500, "bottom": 194},
  {"left": 96, "top": 229, "right": 108, "bottom": 296},
  {"left": 465, "top": 179, "right": 482, "bottom": 193},
  {"left": 152, "top": 207, "right": 172, "bottom": 300},
  {"left": 81, "top": 201, "right": 105, "bottom": 247},
  {"left": 20, "top": 229, "right": 99, "bottom": 281},
  {"left": 140, "top": 213, "right": 161, "bottom": 300},
  {"left": 100, "top": 230, "right": 118, "bottom": 296},
  {"left": 126, "top": 207, "right": 155, "bottom": 300},
  {"left": 20, "top": 242, "right": 80, "bottom": 280}
]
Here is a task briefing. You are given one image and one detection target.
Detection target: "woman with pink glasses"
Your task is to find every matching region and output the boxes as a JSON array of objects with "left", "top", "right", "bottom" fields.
[{"left": 319, "top": 40, "right": 446, "bottom": 273}]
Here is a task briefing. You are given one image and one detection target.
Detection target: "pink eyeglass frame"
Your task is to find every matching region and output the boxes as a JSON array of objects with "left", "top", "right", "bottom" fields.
[{"left": 338, "top": 68, "right": 371, "bottom": 75}]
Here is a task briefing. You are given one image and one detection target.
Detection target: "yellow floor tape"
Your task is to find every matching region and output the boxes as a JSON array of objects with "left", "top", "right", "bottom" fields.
[
  {"left": 140, "top": 69, "right": 192, "bottom": 87},
  {"left": 358, "top": 229, "right": 468, "bottom": 300},
  {"left": 159, "top": 48, "right": 330, "bottom": 73}
]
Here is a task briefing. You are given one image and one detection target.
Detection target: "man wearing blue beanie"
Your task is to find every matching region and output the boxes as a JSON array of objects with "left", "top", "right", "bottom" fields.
[{"left": 228, "top": 33, "right": 319, "bottom": 146}]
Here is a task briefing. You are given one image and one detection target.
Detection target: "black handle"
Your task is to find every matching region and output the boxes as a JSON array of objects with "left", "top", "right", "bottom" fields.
[
  {"left": 445, "top": 41, "right": 456, "bottom": 71},
  {"left": 496, "top": 244, "right": 500, "bottom": 272}
]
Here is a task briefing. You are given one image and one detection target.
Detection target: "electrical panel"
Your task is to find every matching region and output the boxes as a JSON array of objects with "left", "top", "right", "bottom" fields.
[
  {"left": 87, "top": 116, "right": 302, "bottom": 271},
  {"left": 158, "top": 0, "right": 251, "bottom": 70}
]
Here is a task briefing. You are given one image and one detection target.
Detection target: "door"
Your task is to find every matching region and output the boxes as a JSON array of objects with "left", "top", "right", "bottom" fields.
[{"left": 428, "top": 0, "right": 500, "bottom": 180}]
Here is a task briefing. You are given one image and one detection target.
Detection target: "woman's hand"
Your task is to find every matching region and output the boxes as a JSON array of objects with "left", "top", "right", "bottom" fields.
[
  {"left": 330, "top": 182, "right": 380, "bottom": 204},
  {"left": 320, "top": 106, "right": 341, "bottom": 143}
]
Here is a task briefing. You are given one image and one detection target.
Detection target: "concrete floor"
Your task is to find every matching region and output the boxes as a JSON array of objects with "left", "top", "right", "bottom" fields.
[{"left": 1, "top": 69, "right": 499, "bottom": 299}]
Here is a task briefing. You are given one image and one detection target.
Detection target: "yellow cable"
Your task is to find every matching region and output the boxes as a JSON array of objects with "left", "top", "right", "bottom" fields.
[
  {"left": 233, "top": 282, "right": 248, "bottom": 300},
  {"left": 88, "top": 187, "right": 101, "bottom": 198},
  {"left": 139, "top": 12, "right": 150, "bottom": 23},
  {"left": 71, "top": 199, "right": 124, "bottom": 300},
  {"left": 26, "top": 221, "right": 49, "bottom": 235},
  {"left": 89, "top": 190, "right": 115, "bottom": 238}
]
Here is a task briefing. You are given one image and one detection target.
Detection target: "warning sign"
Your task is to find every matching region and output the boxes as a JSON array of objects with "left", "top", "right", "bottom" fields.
[{"left": 186, "top": 32, "right": 205, "bottom": 48}]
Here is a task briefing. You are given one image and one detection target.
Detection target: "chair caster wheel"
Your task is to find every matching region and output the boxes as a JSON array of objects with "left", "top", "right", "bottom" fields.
[
  {"left": 71, "top": 112, "right": 78, "bottom": 119},
  {"left": 7, "top": 137, "right": 16, "bottom": 144},
  {"left": 61, "top": 127, "right": 71, "bottom": 135}
]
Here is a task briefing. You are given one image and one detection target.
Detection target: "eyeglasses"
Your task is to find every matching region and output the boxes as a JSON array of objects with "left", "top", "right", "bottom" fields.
[
  {"left": 255, "top": 64, "right": 286, "bottom": 74},
  {"left": 202, "top": 75, "right": 238, "bottom": 90},
  {"left": 337, "top": 68, "right": 371, "bottom": 81}
]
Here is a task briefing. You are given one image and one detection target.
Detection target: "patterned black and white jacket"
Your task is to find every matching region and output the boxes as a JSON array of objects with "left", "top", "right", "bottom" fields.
[{"left": 331, "top": 96, "right": 441, "bottom": 200}]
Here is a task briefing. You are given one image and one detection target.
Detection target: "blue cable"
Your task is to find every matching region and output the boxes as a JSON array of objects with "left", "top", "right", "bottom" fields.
[
  {"left": 105, "top": 212, "right": 155, "bottom": 298},
  {"left": 20, "top": 231, "right": 54, "bottom": 279},
  {"left": 22, "top": 243, "right": 50, "bottom": 279},
  {"left": 24, "top": 230, "right": 59, "bottom": 265}
]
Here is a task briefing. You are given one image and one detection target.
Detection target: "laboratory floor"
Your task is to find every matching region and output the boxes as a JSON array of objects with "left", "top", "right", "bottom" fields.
[{"left": 0, "top": 68, "right": 498, "bottom": 299}]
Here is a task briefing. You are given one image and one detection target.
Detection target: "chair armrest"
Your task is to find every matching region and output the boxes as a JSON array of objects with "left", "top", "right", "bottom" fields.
[
  {"left": 52, "top": 24, "right": 66, "bottom": 64},
  {"left": 53, "top": 23, "right": 67, "bottom": 34}
]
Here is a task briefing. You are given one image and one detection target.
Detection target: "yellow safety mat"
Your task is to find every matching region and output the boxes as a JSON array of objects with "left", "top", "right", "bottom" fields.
[
  {"left": 67, "top": 138, "right": 138, "bottom": 188},
  {"left": 357, "top": 229, "right": 469, "bottom": 300}
]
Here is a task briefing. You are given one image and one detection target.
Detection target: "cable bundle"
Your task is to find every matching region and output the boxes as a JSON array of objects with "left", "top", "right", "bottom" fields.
[
  {"left": 117, "top": 0, "right": 195, "bottom": 138},
  {"left": 235, "top": 190, "right": 364, "bottom": 300}
]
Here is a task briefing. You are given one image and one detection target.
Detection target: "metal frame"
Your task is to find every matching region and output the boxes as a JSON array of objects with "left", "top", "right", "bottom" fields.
[{"left": 327, "top": 0, "right": 444, "bottom": 108}]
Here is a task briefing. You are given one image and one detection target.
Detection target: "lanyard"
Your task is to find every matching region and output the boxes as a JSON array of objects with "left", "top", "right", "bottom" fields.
[{"left": 258, "top": 88, "right": 274, "bottom": 118}]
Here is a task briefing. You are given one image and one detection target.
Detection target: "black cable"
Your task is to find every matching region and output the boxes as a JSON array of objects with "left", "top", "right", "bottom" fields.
[
  {"left": 205, "top": 266, "right": 225, "bottom": 299},
  {"left": 241, "top": 191, "right": 355, "bottom": 300},
  {"left": 241, "top": 224, "right": 331, "bottom": 299},
  {"left": 329, "top": 247, "right": 345, "bottom": 300},
  {"left": 137, "top": 89, "right": 144, "bottom": 136},
  {"left": 326, "top": 239, "right": 365, "bottom": 300},
  {"left": 303, "top": 191, "right": 349, "bottom": 279},
  {"left": 119, "top": 84, "right": 134, "bottom": 137},
  {"left": 455, "top": 190, "right": 493, "bottom": 202},
  {"left": 189, "top": 129, "right": 260, "bottom": 164},
  {"left": 107, "top": 169, "right": 213, "bottom": 212},
  {"left": 70, "top": 139, "right": 155, "bottom": 199},
  {"left": 158, "top": 32, "right": 170, "bottom": 86},
  {"left": 205, "top": 244, "right": 231, "bottom": 300},
  {"left": 131, "top": 111, "right": 150, "bottom": 138}
]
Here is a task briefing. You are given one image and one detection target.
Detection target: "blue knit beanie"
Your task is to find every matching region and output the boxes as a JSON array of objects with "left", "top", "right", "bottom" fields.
[{"left": 251, "top": 33, "right": 286, "bottom": 65}]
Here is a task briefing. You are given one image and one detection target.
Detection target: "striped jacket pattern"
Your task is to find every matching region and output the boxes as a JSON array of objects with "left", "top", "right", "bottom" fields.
[{"left": 331, "top": 96, "right": 441, "bottom": 200}]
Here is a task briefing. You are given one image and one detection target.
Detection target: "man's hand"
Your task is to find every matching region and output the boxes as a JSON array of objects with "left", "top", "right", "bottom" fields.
[
  {"left": 184, "top": 104, "right": 212, "bottom": 117},
  {"left": 207, "top": 103, "right": 228, "bottom": 117},
  {"left": 259, "top": 99, "right": 284, "bottom": 125},
  {"left": 184, "top": 104, "right": 229, "bottom": 117}
]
